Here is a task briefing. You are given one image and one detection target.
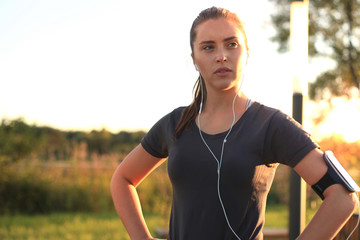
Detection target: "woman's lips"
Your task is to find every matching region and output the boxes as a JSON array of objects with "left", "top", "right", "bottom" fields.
[{"left": 214, "top": 67, "right": 232, "bottom": 77}]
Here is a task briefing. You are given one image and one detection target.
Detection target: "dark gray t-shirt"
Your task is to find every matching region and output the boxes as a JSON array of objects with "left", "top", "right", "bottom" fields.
[{"left": 141, "top": 102, "right": 319, "bottom": 240}]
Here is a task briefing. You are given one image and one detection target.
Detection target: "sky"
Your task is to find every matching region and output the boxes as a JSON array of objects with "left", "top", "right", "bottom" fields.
[{"left": 0, "top": 0, "right": 359, "bottom": 142}]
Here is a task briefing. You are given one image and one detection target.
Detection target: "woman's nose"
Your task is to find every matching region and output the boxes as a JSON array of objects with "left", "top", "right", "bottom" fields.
[{"left": 216, "top": 49, "right": 227, "bottom": 62}]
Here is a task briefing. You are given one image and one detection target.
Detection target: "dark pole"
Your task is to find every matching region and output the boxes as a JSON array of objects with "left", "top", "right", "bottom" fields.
[
  {"left": 289, "top": 0, "right": 309, "bottom": 239},
  {"left": 290, "top": 93, "right": 306, "bottom": 239}
]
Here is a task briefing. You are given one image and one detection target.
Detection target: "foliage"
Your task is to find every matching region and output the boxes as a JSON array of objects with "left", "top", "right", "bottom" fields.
[
  {"left": 0, "top": 118, "right": 146, "bottom": 165},
  {"left": 269, "top": 0, "right": 360, "bottom": 100},
  {"left": 0, "top": 118, "right": 169, "bottom": 216},
  {"left": 137, "top": 163, "right": 172, "bottom": 218},
  {"left": 0, "top": 155, "right": 171, "bottom": 217},
  {"left": 318, "top": 134, "right": 360, "bottom": 169},
  {"left": 0, "top": 119, "right": 39, "bottom": 164},
  {"left": 0, "top": 160, "right": 114, "bottom": 214}
]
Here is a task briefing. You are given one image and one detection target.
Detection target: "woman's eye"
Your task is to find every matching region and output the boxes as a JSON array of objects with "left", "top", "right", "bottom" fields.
[
  {"left": 203, "top": 45, "right": 214, "bottom": 50},
  {"left": 228, "top": 42, "right": 238, "bottom": 48}
]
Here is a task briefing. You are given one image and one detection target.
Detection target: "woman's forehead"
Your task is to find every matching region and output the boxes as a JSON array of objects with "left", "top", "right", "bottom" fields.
[{"left": 195, "top": 18, "right": 244, "bottom": 43}]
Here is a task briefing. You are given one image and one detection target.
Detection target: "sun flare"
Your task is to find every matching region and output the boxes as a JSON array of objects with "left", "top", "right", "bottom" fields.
[{"left": 312, "top": 97, "right": 360, "bottom": 143}]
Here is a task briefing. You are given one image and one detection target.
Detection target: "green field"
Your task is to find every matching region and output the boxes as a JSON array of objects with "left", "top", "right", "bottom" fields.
[
  {"left": 0, "top": 205, "right": 317, "bottom": 240},
  {"left": 1, "top": 212, "right": 138, "bottom": 240}
]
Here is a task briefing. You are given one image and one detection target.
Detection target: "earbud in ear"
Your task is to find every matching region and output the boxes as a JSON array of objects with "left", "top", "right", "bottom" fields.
[{"left": 195, "top": 64, "right": 199, "bottom": 71}]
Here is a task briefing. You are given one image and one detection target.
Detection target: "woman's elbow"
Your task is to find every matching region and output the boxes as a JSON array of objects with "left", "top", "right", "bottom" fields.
[
  {"left": 339, "top": 188, "right": 359, "bottom": 216},
  {"left": 110, "top": 166, "right": 125, "bottom": 196},
  {"left": 325, "top": 184, "right": 359, "bottom": 216},
  {"left": 110, "top": 165, "right": 135, "bottom": 197},
  {"left": 346, "top": 192, "right": 359, "bottom": 215},
  {"left": 110, "top": 171, "right": 118, "bottom": 196}
]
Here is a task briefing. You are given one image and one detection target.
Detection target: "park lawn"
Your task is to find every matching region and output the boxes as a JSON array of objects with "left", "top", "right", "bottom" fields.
[
  {"left": 265, "top": 204, "right": 317, "bottom": 228},
  {"left": 0, "top": 212, "right": 168, "bottom": 240},
  {"left": 0, "top": 212, "right": 129, "bottom": 240},
  {"left": 0, "top": 206, "right": 316, "bottom": 239}
]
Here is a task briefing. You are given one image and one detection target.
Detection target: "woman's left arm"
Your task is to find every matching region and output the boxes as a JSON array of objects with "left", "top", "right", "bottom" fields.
[{"left": 294, "top": 148, "right": 359, "bottom": 240}]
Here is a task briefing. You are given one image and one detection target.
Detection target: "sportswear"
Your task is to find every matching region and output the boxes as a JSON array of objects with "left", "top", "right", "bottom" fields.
[{"left": 141, "top": 102, "right": 319, "bottom": 240}]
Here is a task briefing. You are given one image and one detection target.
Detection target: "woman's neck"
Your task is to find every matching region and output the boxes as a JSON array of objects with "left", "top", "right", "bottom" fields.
[
  {"left": 203, "top": 89, "right": 247, "bottom": 113},
  {"left": 197, "top": 91, "right": 248, "bottom": 135}
]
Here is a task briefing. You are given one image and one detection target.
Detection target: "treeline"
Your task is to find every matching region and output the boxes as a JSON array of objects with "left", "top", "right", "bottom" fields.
[
  {"left": 0, "top": 118, "right": 146, "bottom": 164},
  {"left": 1, "top": 118, "right": 359, "bottom": 215}
]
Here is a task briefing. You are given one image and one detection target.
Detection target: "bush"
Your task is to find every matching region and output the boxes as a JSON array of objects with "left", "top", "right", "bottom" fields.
[
  {"left": 0, "top": 158, "right": 171, "bottom": 217},
  {"left": 137, "top": 163, "right": 172, "bottom": 217},
  {"left": 0, "top": 161, "right": 114, "bottom": 215}
]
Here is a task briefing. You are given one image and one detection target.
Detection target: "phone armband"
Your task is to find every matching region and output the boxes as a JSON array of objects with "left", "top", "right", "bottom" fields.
[{"left": 311, "top": 151, "right": 360, "bottom": 200}]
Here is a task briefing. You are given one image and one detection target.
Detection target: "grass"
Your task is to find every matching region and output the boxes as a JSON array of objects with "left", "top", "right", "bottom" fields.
[
  {"left": 0, "top": 205, "right": 318, "bottom": 239},
  {"left": 0, "top": 212, "right": 170, "bottom": 240},
  {"left": 265, "top": 205, "right": 290, "bottom": 228},
  {"left": 0, "top": 212, "right": 126, "bottom": 240},
  {"left": 265, "top": 204, "right": 317, "bottom": 228}
]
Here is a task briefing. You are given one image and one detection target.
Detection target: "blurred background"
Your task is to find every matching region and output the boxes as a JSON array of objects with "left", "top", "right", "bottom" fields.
[{"left": 0, "top": 0, "right": 359, "bottom": 239}]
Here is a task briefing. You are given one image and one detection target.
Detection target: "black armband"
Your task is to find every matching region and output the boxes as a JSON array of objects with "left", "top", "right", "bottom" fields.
[
  {"left": 312, "top": 170, "right": 335, "bottom": 200},
  {"left": 311, "top": 151, "right": 359, "bottom": 200}
]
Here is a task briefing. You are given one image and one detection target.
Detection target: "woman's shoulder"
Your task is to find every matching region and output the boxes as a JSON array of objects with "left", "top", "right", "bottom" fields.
[
  {"left": 250, "top": 101, "right": 304, "bottom": 132},
  {"left": 153, "top": 106, "right": 186, "bottom": 128},
  {"left": 246, "top": 101, "right": 301, "bottom": 131},
  {"left": 172, "top": 106, "right": 187, "bottom": 115},
  {"left": 249, "top": 101, "right": 283, "bottom": 119},
  {"left": 162, "top": 106, "right": 186, "bottom": 121}
]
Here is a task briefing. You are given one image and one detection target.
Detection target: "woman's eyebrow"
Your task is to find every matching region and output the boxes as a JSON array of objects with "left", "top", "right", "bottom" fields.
[
  {"left": 199, "top": 40, "right": 215, "bottom": 45},
  {"left": 199, "top": 36, "right": 238, "bottom": 45},
  {"left": 224, "top": 36, "right": 238, "bottom": 41}
]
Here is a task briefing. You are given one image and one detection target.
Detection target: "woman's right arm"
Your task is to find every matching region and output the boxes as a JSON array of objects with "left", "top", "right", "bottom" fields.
[{"left": 110, "top": 144, "right": 167, "bottom": 240}]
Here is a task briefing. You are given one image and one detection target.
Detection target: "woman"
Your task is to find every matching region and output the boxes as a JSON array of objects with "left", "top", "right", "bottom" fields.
[{"left": 111, "top": 7, "right": 358, "bottom": 240}]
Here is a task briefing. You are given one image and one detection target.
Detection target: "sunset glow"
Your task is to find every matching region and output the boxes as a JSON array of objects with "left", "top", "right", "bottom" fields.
[{"left": 310, "top": 96, "right": 360, "bottom": 143}]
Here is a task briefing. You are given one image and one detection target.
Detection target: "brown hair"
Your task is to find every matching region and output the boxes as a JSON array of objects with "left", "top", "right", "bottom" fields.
[{"left": 173, "top": 7, "right": 249, "bottom": 138}]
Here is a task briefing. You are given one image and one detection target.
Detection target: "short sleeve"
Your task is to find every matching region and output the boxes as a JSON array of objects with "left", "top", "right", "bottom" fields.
[
  {"left": 264, "top": 111, "right": 320, "bottom": 167},
  {"left": 141, "top": 114, "right": 170, "bottom": 158},
  {"left": 140, "top": 107, "right": 184, "bottom": 158}
]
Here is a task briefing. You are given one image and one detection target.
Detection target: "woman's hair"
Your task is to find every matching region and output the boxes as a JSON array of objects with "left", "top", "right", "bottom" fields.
[{"left": 173, "top": 6, "right": 249, "bottom": 138}]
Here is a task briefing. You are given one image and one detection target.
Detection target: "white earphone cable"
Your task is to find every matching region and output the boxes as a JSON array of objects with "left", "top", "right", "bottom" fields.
[{"left": 197, "top": 74, "right": 242, "bottom": 240}]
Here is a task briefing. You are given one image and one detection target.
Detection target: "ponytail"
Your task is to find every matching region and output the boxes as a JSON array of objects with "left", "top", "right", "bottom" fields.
[{"left": 174, "top": 75, "right": 206, "bottom": 138}]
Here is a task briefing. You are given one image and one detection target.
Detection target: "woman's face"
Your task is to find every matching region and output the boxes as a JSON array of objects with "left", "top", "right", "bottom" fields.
[{"left": 192, "top": 18, "right": 248, "bottom": 93}]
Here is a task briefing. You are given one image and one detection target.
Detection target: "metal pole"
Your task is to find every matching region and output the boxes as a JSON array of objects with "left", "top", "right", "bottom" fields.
[
  {"left": 290, "top": 93, "right": 306, "bottom": 239},
  {"left": 289, "top": 1, "right": 309, "bottom": 239}
]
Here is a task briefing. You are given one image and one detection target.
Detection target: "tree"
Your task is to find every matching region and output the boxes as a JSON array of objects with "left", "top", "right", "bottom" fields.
[
  {"left": 87, "top": 129, "right": 112, "bottom": 155},
  {"left": 269, "top": 0, "right": 360, "bottom": 100},
  {"left": 0, "top": 119, "right": 39, "bottom": 164}
]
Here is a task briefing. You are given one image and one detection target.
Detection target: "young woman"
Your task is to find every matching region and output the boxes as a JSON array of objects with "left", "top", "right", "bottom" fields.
[{"left": 111, "top": 7, "right": 358, "bottom": 240}]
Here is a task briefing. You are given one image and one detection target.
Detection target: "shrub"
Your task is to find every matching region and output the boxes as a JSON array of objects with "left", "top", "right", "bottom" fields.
[
  {"left": 0, "top": 157, "right": 171, "bottom": 217},
  {"left": 0, "top": 161, "right": 113, "bottom": 214}
]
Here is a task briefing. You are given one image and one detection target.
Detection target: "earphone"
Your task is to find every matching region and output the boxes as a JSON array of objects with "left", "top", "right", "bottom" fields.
[
  {"left": 197, "top": 70, "right": 245, "bottom": 240},
  {"left": 195, "top": 64, "right": 199, "bottom": 71}
]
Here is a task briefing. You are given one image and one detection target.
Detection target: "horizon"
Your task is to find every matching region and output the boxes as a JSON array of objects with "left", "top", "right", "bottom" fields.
[{"left": 1, "top": 1, "right": 359, "bottom": 142}]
